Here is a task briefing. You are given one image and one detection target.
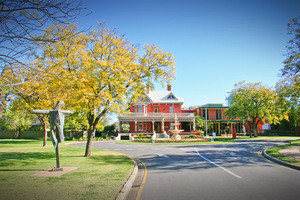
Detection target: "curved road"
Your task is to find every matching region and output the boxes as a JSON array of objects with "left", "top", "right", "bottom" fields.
[{"left": 72, "top": 140, "right": 300, "bottom": 200}]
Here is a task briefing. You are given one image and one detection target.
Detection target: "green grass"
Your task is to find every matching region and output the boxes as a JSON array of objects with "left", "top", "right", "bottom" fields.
[
  {"left": 236, "top": 136, "right": 300, "bottom": 140},
  {"left": 0, "top": 139, "right": 133, "bottom": 200},
  {"left": 266, "top": 140, "right": 300, "bottom": 166}
]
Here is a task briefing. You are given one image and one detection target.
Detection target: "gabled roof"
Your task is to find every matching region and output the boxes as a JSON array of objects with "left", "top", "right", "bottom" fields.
[{"left": 146, "top": 91, "right": 185, "bottom": 104}]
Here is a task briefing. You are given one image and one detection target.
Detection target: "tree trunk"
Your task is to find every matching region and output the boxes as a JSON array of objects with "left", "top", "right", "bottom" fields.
[
  {"left": 84, "top": 108, "right": 107, "bottom": 157},
  {"left": 84, "top": 129, "right": 94, "bottom": 157},
  {"left": 43, "top": 122, "right": 47, "bottom": 147},
  {"left": 254, "top": 127, "right": 258, "bottom": 137},
  {"left": 249, "top": 122, "right": 253, "bottom": 138},
  {"left": 14, "top": 128, "right": 20, "bottom": 139},
  {"left": 38, "top": 116, "right": 48, "bottom": 147}
]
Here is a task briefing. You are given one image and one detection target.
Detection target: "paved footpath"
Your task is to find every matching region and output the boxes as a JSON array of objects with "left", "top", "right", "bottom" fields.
[
  {"left": 72, "top": 139, "right": 300, "bottom": 200},
  {"left": 279, "top": 145, "right": 300, "bottom": 161}
]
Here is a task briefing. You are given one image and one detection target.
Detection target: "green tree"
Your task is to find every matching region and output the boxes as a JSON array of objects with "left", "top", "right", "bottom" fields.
[
  {"left": 0, "top": 101, "right": 32, "bottom": 138},
  {"left": 195, "top": 115, "right": 213, "bottom": 135},
  {"left": 225, "top": 81, "right": 285, "bottom": 137},
  {"left": 35, "top": 24, "right": 175, "bottom": 157},
  {"left": 64, "top": 112, "right": 89, "bottom": 131},
  {"left": 102, "top": 123, "right": 118, "bottom": 137},
  {"left": 277, "top": 16, "right": 300, "bottom": 127}
]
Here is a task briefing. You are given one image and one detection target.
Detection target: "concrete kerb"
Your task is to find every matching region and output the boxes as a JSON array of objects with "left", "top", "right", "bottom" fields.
[
  {"left": 116, "top": 155, "right": 146, "bottom": 200},
  {"left": 262, "top": 148, "right": 300, "bottom": 171}
]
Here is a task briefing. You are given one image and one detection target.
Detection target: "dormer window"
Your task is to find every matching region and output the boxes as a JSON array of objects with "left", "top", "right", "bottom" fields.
[{"left": 167, "top": 94, "right": 176, "bottom": 99}]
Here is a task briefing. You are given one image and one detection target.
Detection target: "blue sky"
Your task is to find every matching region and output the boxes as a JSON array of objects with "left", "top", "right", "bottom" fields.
[{"left": 78, "top": 0, "right": 300, "bottom": 108}]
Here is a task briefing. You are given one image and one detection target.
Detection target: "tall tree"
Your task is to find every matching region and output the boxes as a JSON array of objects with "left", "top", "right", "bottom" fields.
[
  {"left": 225, "top": 81, "right": 285, "bottom": 137},
  {"left": 276, "top": 16, "right": 300, "bottom": 127},
  {"left": 0, "top": 100, "right": 32, "bottom": 138},
  {"left": 36, "top": 24, "right": 175, "bottom": 156},
  {"left": 0, "top": 0, "right": 85, "bottom": 74},
  {"left": 281, "top": 16, "right": 300, "bottom": 76}
]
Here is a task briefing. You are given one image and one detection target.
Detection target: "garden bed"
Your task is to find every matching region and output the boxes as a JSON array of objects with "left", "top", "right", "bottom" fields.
[{"left": 133, "top": 138, "right": 211, "bottom": 143}]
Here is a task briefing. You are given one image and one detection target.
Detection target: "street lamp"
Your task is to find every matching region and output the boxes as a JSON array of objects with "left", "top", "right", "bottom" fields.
[{"left": 205, "top": 106, "right": 208, "bottom": 137}]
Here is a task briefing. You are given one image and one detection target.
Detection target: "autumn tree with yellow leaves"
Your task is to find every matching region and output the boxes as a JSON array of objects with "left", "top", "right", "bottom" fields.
[
  {"left": 0, "top": 64, "right": 64, "bottom": 146},
  {"left": 32, "top": 24, "right": 175, "bottom": 156}
]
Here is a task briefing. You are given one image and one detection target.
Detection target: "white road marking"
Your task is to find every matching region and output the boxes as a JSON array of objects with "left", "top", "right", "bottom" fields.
[
  {"left": 229, "top": 152, "right": 236, "bottom": 156},
  {"left": 181, "top": 148, "right": 189, "bottom": 151},
  {"left": 195, "top": 148, "right": 242, "bottom": 179},
  {"left": 157, "top": 154, "right": 169, "bottom": 158}
]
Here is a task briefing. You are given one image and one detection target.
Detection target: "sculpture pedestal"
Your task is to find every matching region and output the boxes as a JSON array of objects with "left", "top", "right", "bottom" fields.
[
  {"left": 170, "top": 123, "right": 183, "bottom": 140},
  {"left": 171, "top": 133, "right": 182, "bottom": 140}
]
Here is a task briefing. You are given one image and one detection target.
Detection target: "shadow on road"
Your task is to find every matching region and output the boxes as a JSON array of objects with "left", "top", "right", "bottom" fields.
[{"left": 138, "top": 141, "right": 285, "bottom": 173}]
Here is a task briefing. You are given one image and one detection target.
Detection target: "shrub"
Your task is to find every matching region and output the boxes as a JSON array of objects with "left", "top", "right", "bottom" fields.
[{"left": 133, "top": 138, "right": 151, "bottom": 143}]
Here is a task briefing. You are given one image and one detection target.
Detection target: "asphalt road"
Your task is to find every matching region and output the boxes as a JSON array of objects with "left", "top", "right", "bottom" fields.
[{"left": 72, "top": 140, "right": 300, "bottom": 200}]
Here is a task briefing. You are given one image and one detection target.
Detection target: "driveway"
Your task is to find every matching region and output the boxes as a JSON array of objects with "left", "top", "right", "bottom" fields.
[{"left": 72, "top": 140, "right": 300, "bottom": 200}]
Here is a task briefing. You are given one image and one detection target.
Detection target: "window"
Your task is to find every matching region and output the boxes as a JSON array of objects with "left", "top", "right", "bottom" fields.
[
  {"left": 169, "top": 106, "right": 173, "bottom": 113},
  {"left": 138, "top": 105, "right": 143, "bottom": 113},
  {"left": 138, "top": 122, "right": 143, "bottom": 131},
  {"left": 134, "top": 106, "right": 137, "bottom": 113},
  {"left": 153, "top": 106, "right": 159, "bottom": 113},
  {"left": 167, "top": 94, "right": 176, "bottom": 99},
  {"left": 202, "top": 109, "right": 209, "bottom": 119},
  {"left": 216, "top": 109, "right": 222, "bottom": 120}
]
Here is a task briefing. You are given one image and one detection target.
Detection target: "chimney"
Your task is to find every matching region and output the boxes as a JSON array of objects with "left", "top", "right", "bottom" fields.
[
  {"left": 167, "top": 84, "right": 171, "bottom": 91},
  {"left": 146, "top": 85, "right": 150, "bottom": 94}
]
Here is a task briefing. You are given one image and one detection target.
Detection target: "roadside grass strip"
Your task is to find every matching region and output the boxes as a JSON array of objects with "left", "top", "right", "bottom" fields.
[
  {"left": 0, "top": 139, "right": 133, "bottom": 200},
  {"left": 266, "top": 140, "right": 300, "bottom": 166},
  {"left": 195, "top": 148, "right": 242, "bottom": 179}
]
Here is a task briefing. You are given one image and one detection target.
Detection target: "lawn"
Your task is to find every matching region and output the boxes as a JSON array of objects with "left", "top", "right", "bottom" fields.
[
  {"left": 0, "top": 139, "right": 133, "bottom": 200},
  {"left": 266, "top": 140, "right": 300, "bottom": 166}
]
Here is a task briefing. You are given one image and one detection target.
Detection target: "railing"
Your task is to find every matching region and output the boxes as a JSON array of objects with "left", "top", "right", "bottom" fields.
[{"left": 118, "top": 112, "right": 194, "bottom": 118}]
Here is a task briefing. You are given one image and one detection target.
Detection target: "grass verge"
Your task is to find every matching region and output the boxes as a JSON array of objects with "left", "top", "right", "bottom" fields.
[
  {"left": 266, "top": 140, "right": 300, "bottom": 166},
  {"left": 0, "top": 139, "right": 133, "bottom": 200}
]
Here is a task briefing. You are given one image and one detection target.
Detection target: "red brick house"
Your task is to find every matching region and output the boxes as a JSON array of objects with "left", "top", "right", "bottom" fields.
[
  {"left": 194, "top": 104, "right": 265, "bottom": 135},
  {"left": 118, "top": 85, "right": 195, "bottom": 135}
]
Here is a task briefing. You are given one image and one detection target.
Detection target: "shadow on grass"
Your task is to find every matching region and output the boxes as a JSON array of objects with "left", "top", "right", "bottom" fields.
[
  {"left": 0, "top": 169, "right": 43, "bottom": 171},
  {"left": 0, "top": 140, "right": 38, "bottom": 145},
  {"left": 0, "top": 152, "right": 54, "bottom": 167}
]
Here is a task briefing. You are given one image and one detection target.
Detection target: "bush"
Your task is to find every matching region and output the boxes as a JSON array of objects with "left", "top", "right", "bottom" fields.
[
  {"left": 189, "top": 134, "right": 196, "bottom": 138},
  {"left": 133, "top": 138, "right": 151, "bottom": 143},
  {"left": 94, "top": 137, "right": 103, "bottom": 141}
]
